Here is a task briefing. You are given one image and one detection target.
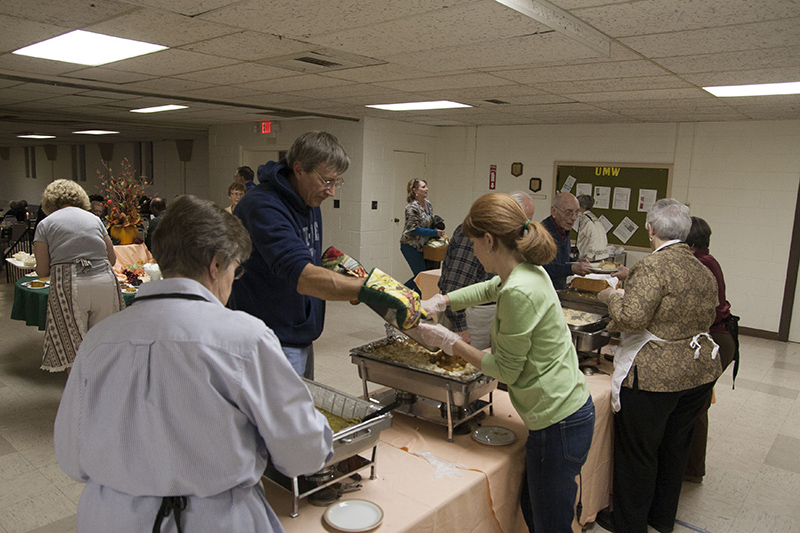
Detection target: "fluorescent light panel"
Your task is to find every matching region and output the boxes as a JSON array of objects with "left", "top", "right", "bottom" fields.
[
  {"left": 72, "top": 130, "right": 119, "bottom": 135},
  {"left": 17, "top": 134, "right": 55, "bottom": 139},
  {"left": 130, "top": 104, "right": 188, "bottom": 114},
  {"left": 704, "top": 81, "right": 800, "bottom": 97},
  {"left": 12, "top": 30, "right": 166, "bottom": 66},
  {"left": 367, "top": 100, "right": 472, "bottom": 111}
]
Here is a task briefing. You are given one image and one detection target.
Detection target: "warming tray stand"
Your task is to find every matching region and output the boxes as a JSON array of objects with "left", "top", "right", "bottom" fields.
[
  {"left": 262, "top": 379, "right": 392, "bottom": 518},
  {"left": 350, "top": 337, "right": 497, "bottom": 442}
]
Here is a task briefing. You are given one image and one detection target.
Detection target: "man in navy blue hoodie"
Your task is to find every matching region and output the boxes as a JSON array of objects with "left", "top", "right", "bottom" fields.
[{"left": 229, "top": 132, "right": 365, "bottom": 378}]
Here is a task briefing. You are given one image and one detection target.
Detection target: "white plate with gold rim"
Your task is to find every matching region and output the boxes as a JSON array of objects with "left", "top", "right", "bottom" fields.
[{"left": 324, "top": 500, "right": 384, "bottom": 532}]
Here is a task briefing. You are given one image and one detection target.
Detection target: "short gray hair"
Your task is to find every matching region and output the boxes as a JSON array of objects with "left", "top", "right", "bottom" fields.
[
  {"left": 509, "top": 190, "right": 534, "bottom": 219},
  {"left": 152, "top": 195, "right": 252, "bottom": 280},
  {"left": 647, "top": 198, "right": 691, "bottom": 241},
  {"left": 577, "top": 194, "right": 594, "bottom": 210},
  {"left": 287, "top": 131, "right": 350, "bottom": 175}
]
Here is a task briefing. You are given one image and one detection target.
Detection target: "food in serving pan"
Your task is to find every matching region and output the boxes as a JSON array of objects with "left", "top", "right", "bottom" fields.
[
  {"left": 365, "top": 338, "right": 478, "bottom": 377},
  {"left": 317, "top": 408, "right": 360, "bottom": 433},
  {"left": 38, "top": 277, "right": 50, "bottom": 282},
  {"left": 29, "top": 281, "right": 47, "bottom": 288},
  {"left": 571, "top": 277, "right": 610, "bottom": 293},
  {"left": 563, "top": 308, "right": 605, "bottom": 326}
]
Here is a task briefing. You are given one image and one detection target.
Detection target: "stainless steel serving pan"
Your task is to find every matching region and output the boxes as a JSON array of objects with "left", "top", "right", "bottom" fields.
[
  {"left": 302, "top": 378, "right": 392, "bottom": 468},
  {"left": 350, "top": 337, "right": 495, "bottom": 407}
]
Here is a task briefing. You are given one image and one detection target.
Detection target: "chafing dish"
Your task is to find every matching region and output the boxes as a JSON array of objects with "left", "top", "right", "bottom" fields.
[
  {"left": 558, "top": 289, "right": 616, "bottom": 354},
  {"left": 263, "top": 379, "right": 392, "bottom": 517},
  {"left": 350, "top": 330, "right": 497, "bottom": 442}
]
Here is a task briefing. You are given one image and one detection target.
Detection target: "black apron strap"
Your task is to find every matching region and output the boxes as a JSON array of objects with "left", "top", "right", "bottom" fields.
[
  {"left": 153, "top": 496, "right": 187, "bottom": 533},
  {"left": 725, "top": 314, "right": 741, "bottom": 389},
  {"left": 132, "top": 293, "right": 209, "bottom": 304}
]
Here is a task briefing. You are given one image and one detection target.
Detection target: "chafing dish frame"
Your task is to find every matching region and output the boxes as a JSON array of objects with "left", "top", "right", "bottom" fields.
[
  {"left": 262, "top": 379, "right": 392, "bottom": 518},
  {"left": 350, "top": 336, "right": 497, "bottom": 442},
  {"left": 558, "top": 290, "right": 615, "bottom": 355}
]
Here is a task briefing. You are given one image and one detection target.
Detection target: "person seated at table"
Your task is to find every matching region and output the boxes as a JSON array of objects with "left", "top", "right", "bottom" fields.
[
  {"left": 54, "top": 194, "right": 334, "bottom": 533},
  {"left": 88, "top": 194, "right": 108, "bottom": 222},
  {"left": 225, "top": 181, "right": 246, "bottom": 214},
  {"left": 418, "top": 193, "right": 595, "bottom": 533},
  {"left": 33, "top": 179, "right": 123, "bottom": 373}
]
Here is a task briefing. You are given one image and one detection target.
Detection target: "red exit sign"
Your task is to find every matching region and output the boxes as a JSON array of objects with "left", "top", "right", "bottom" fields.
[{"left": 261, "top": 122, "right": 272, "bottom": 134}]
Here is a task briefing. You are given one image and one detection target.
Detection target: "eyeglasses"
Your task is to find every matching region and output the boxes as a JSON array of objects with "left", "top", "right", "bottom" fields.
[
  {"left": 234, "top": 263, "right": 246, "bottom": 280},
  {"left": 312, "top": 168, "right": 344, "bottom": 190},
  {"left": 556, "top": 206, "right": 579, "bottom": 218}
]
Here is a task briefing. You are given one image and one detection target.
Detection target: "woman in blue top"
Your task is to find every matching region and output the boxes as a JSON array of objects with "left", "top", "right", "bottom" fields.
[
  {"left": 399, "top": 178, "right": 444, "bottom": 292},
  {"left": 419, "top": 193, "right": 594, "bottom": 533}
]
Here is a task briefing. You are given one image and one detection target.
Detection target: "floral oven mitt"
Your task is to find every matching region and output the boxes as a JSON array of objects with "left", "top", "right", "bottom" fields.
[
  {"left": 321, "top": 246, "right": 369, "bottom": 278},
  {"left": 357, "top": 268, "right": 427, "bottom": 329}
]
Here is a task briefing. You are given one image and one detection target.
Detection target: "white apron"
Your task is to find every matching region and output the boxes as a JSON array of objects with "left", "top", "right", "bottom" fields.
[{"left": 611, "top": 330, "right": 719, "bottom": 412}]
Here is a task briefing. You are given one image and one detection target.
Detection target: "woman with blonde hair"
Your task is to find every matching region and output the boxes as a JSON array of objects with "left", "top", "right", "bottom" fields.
[
  {"left": 34, "top": 179, "right": 123, "bottom": 372},
  {"left": 418, "top": 193, "right": 594, "bottom": 532},
  {"left": 399, "top": 178, "right": 444, "bottom": 291}
]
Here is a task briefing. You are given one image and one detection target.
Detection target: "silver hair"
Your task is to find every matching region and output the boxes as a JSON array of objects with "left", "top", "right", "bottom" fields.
[
  {"left": 509, "top": 190, "right": 534, "bottom": 218},
  {"left": 647, "top": 198, "right": 691, "bottom": 241},
  {"left": 577, "top": 194, "right": 594, "bottom": 210}
]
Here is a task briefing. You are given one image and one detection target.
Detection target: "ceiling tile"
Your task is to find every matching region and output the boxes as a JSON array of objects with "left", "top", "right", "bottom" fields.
[
  {"left": 120, "top": 0, "right": 238, "bottom": 17},
  {"left": 103, "top": 49, "right": 237, "bottom": 76},
  {"left": 0, "top": 0, "right": 133, "bottom": 29},
  {"left": 496, "top": 60, "right": 669, "bottom": 84},
  {"left": 61, "top": 67, "right": 158, "bottom": 84},
  {"left": 384, "top": 32, "right": 602, "bottom": 73},
  {"left": 375, "top": 72, "right": 514, "bottom": 92},
  {"left": 182, "top": 85, "right": 264, "bottom": 100},
  {"left": 682, "top": 67, "right": 800, "bottom": 87},
  {"left": 573, "top": 0, "right": 800, "bottom": 37},
  {"left": 125, "top": 77, "right": 217, "bottom": 93},
  {"left": 568, "top": 87, "right": 709, "bottom": 102},
  {"left": 312, "top": 1, "right": 549, "bottom": 58},
  {"left": 86, "top": 7, "right": 237, "bottom": 48},
  {"left": 237, "top": 74, "right": 353, "bottom": 93},
  {"left": 320, "top": 63, "right": 438, "bottom": 83},
  {"left": 179, "top": 31, "right": 313, "bottom": 62},
  {"left": 174, "top": 62, "right": 299, "bottom": 85},
  {"left": 619, "top": 18, "right": 800, "bottom": 59},
  {"left": 655, "top": 46, "right": 800, "bottom": 75},
  {"left": 535, "top": 75, "right": 693, "bottom": 95}
]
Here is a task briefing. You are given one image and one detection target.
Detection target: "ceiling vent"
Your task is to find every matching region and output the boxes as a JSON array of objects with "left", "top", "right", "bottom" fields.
[{"left": 260, "top": 49, "right": 385, "bottom": 73}]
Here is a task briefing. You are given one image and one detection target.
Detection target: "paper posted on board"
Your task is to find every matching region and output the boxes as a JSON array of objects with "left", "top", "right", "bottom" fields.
[
  {"left": 561, "top": 175, "right": 576, "bottom": 193},
  {"left": 638, "top": 189, "right": 658, "bottom": 212},
  {"left": 594, "top": 186, "right": 611, "bottom": 209},
  {"left": 613, "top": 187, "right": 631, "bottom": 210},
  {"left": 612, "top": 216, "right": 639, "bottom": 243}
]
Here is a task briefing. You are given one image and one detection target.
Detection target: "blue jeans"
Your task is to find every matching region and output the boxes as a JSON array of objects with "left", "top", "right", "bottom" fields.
[
  {"left": 281, "top": 344, "right": 314, "bottom": 380},
  {"left": 400, "top": 243, "right": 426, "bottom": 292},
  {"left": 520, "top": 396, "right": 595, "bottom": 532}
]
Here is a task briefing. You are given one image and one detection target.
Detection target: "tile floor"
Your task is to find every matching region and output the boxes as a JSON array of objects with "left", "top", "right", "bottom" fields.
[{"left": 1, "top": 279, "right": 799, "bottom": 533}]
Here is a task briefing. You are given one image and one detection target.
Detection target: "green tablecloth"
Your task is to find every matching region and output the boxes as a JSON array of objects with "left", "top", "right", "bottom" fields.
[{"left": 11, "top": 276, "right": 136, "bottom": 331}]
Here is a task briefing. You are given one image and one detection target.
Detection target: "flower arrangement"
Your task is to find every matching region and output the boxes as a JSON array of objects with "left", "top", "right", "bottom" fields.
[{"left": 97, "top": 158, "right": 149, "bottom": 227}]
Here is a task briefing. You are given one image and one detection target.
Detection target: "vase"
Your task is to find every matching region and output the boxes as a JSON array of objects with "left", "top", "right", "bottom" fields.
[{"left": 109, "top": 224, "right": 138, "bottom": 245}]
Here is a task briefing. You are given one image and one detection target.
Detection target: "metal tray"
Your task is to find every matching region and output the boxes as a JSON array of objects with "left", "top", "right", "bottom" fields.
[
  {"left": 302, "top": 378, "right": 392, "bottom": 468},
  {"left": 349, "top": 336, "right": 482, "bottom": 384}
]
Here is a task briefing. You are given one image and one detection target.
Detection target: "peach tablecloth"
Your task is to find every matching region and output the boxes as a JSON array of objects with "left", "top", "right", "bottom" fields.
[{"left": 263, "top": 366, "right": 613, "bottom": 533}]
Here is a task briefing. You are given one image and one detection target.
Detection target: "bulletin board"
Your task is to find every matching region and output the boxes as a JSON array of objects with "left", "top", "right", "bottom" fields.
[{"left": 553, "top": 162, "right": 672, "bottom": 251}]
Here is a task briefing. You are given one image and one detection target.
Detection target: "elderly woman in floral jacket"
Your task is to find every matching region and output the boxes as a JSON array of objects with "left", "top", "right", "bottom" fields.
[{"left": 595, "top": 198, "right": 721, "bottom": 533}]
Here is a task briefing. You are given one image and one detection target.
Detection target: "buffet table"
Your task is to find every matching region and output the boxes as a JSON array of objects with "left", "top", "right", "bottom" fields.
[
  {"left": 10, "top": 276, "right": 137, "bottom": 330},
  {"left": 263, "top": 363, "right": 613, "bottom": 533}
]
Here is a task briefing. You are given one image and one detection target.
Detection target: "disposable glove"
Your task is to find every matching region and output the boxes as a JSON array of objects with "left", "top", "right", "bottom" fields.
[
  {"left": 358, "top": 268, "right": 426, "bottom": 329},
  {"left": 421, "top": 293, "right": 447, "bottom": 315},
  {"left": 416, "top": 323, "right": 459, "bottom": 355},
  {"left": 412, "top": 451, "right": 464, "bottom": 478},
  {"left": 321, "top": 246, "right": 368, "bottom": 278}
]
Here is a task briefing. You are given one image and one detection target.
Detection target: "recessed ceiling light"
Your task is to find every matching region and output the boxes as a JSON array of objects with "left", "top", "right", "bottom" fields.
[
  {"left": 130, "top": 104, "right": 188, "bottom": 114},
  {"left": 366, "top": 100, "right": 472, "bottom": 111},
  {"left": 703, "top": 81, "right": 800, "bottom": 97},
  {"left": 12, "top": 30, "right": 167, "bottom": 66},
  {"left": 72, "top": 130, "right": 120, "bottom": 135},
  {"left": 17, "top": 134, "right": 55, "bottom": 139}
]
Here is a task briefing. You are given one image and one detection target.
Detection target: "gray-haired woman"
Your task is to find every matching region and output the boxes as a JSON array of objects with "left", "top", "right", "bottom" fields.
[
  {"left": 595, "top": 199, "right": 722, "bottom": 533},
  {"left": 33, "top": 179, "right": 122, "bottom": 372},
  {"left": 55, "top": 195, "right": 333, "bottom": 533}
]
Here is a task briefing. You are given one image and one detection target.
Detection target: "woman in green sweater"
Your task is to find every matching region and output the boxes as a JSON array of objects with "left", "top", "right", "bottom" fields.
[{"left": 418, "top": 193, "right": 594, "bottom": 533}]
